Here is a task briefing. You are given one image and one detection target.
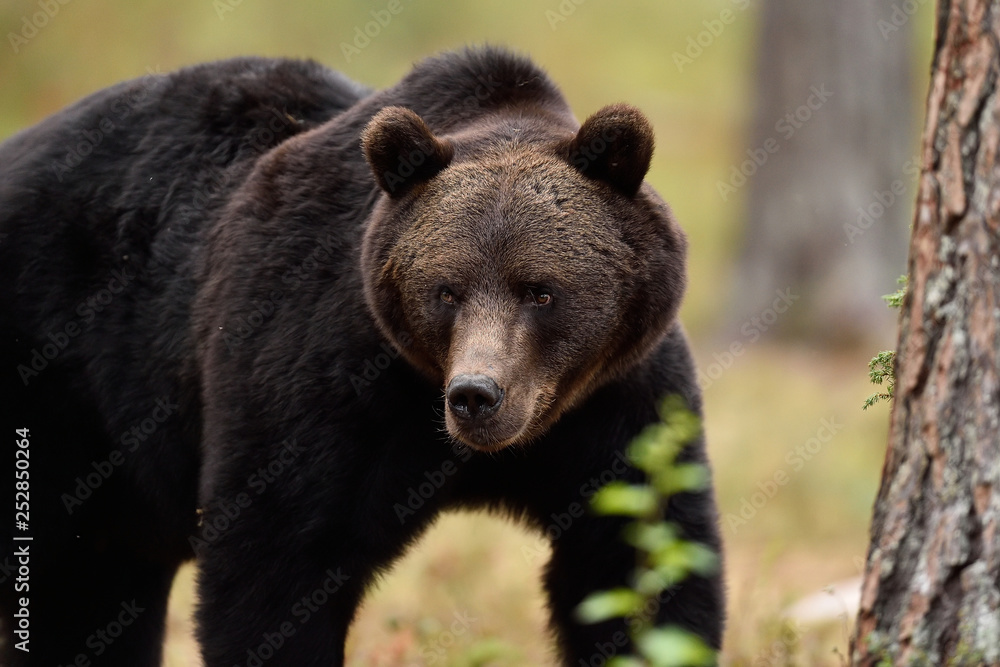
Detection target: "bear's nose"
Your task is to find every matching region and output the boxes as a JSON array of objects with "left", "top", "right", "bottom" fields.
[{"left": 447, "top": 374, "right": 504, "bottom": 420}]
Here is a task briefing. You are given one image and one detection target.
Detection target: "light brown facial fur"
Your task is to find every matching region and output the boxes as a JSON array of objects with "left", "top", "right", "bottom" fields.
[{"left": 361, "top": 106, "right": 686, "bottom": 451}]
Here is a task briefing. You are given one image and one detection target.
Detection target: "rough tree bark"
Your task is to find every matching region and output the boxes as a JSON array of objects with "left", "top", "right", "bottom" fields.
[
  {"left": 851, "top": 1, "right": 1000, "bottom": 665},
  {"left": 734, "top": 0, "right": 913, "bottom": 344}
]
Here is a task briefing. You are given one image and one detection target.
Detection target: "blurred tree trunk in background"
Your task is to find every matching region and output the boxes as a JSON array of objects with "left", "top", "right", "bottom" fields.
[
  {"left": 733, "top": 0, "right": 913, "bottom": 344},
  {"left": 851, "top": 1, "right": 1000, "bottom": 664}
]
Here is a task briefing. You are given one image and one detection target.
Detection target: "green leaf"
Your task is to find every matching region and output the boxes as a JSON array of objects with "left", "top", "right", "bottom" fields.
[
  {"left": 882, "top": 274, "right": 907, "bottom": 309},
  {"left": 590, "top": 482, "right": 658, "bottom": 517},
  {"left": 635, "top": 627, "right": 717, "bottom": 667},
  {"left": 863, "top": 390, "right": 893, "bottom": 411},
  {"left": 863, "top": 350, "right": 895, "bottom": 410},
  {"left": 862, "top": 276, "right": 904, "bottom": 412},
  {"left": 633, "top": 567, "right": 676, "bottom": 597},
  {"left": 623, "top": 522, "right": 679, "bottom": 553},
  {"left": 575, "top": 588, "right": 644, "bottom": 623},
  {"left": 687, "top": 543, "right": 720, "bottom": 575},
  {"left": 627, "top": 397, "right": 701, "bottom": 475},
  {"left": 650, "top": 541, "right": 719, "bottom": 580},
  {"left": 661, "top": 408, "right": 701, "bottom": 445},
  {"left": 607, "top": 657, "right": 646, "bottom": 667},
  {"left": 628, "top": 424, "right": 679, "bottom": 473},
  {"left": 867, "top": 351, "right": 895, "bottom": 384},
  {"left": 651, "top": 463, "right": 709, "bottom": 497},
  {"left": 457, "top": 637, "right": 522, "bottom": 666}
]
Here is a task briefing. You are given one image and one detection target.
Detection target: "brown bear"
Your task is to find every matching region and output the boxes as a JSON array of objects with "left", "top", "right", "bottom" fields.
[{"left": 0, "top": 47, "right": 723, "bottom": 666}]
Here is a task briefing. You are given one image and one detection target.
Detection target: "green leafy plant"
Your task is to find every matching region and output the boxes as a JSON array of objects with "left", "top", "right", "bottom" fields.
[
  {"left": 575, "top": 396, "right": 719, "bottom": 667},
  {"left": 863, "top": 275, "right": 907, "bottom": 411}
]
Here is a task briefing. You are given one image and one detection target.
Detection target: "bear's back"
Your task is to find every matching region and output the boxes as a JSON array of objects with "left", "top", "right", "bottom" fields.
[{"left": 0, "top": 57, "right": 368, "bottom": 355}]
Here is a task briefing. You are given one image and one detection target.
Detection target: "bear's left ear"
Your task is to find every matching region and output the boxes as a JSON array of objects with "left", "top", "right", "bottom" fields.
[
  {"left": 362, "top": 106, "right": 454, "bottom": 197},
  {"left": 563, "top": 104, "right": 654, "bottom": 197}
]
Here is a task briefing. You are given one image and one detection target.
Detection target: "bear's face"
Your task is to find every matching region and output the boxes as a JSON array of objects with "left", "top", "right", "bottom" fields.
[{"left": 361, "top": 106, "right": 686, "bottom": 451}]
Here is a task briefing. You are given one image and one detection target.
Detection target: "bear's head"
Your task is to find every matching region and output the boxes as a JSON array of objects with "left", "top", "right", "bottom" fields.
[{"left": 360, "top": 104, "right": 687, "bottom": 452}]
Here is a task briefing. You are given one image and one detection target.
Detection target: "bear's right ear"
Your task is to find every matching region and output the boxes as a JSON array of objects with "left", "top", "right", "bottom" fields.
[
  {"left": 362, "top": 107, "right": 454, "bottom": 197},
  {"left": 563, "top": 104, "right": 654, "bottom": 197}
]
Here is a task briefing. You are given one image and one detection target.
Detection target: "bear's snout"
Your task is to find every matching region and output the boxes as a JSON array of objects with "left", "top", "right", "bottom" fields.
[{"left": 446, "top": 373, "right": 504, "bottom": 420}]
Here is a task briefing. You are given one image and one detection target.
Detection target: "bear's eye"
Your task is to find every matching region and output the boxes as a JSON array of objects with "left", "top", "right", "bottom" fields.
[
  {"left": 439, "top": 288, "right": 456, "bottom": 305},
  {"left": 526, "top": 288, "right": 553, "bottom": 307}
]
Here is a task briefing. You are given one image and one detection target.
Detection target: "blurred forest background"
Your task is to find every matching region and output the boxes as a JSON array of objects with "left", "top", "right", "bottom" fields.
[{"left": 0, "top": 0, "right": 934, "bottom": 664}]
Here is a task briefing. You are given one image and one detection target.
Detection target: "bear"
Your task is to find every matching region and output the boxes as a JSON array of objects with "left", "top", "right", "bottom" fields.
[{"left": 0, "top": 47, "right": 724, "bottom": 666}]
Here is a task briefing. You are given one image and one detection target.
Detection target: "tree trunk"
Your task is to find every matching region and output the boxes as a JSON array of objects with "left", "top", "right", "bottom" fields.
[
  {"left": 851, "top": 1, "right": 1000, "bottom": 664},
  {"left": 733, "top": 0, "right": 913, "bottom": 344}
]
